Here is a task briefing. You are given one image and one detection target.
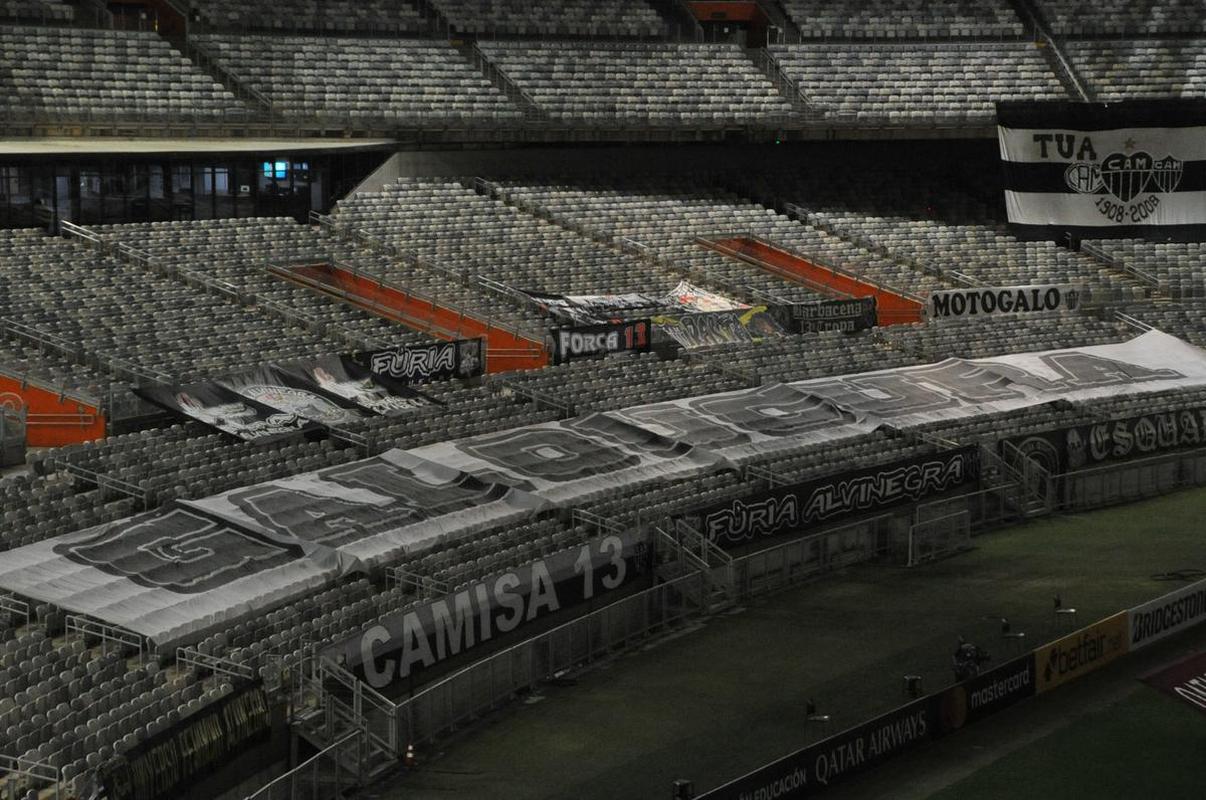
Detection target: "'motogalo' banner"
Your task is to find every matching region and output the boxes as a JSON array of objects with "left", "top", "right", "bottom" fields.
[{"left": 997, "top": 100, "right": 1206, "bottom": 239}]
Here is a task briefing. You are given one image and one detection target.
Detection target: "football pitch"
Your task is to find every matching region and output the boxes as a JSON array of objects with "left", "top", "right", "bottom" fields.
[
  {"left": 924, "top": 681, "right": 1206, "bottom": 800},
  {"left": 378, "top": 486, "right": 1206, "bottom": 800}
]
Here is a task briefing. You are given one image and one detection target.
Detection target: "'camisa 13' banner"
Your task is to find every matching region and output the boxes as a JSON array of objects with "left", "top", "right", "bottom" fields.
[{"left": 997, "top": 100, "right": 1206, "bottom": 239}]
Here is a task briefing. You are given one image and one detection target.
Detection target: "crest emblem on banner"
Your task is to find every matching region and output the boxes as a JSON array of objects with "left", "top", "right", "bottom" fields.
[{"left": 1065, "top": 150, "right": 1184, "bottom": 202}]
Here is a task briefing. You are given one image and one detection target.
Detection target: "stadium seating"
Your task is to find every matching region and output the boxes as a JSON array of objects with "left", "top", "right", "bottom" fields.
[
  {"left": 0, "top": 0, "right": 71, "bottom": 23},
  {"left": 1082, "top": 239, "right": 1206, "bottom": 299},
  {"left": 1063, "top": 40, "right": 1206, "bottom": 102},
  {"left": 781, "top": 0, "right": 1024, "bottom": 39},
  {"left": 189, "top": 0, "right": 427, "bottom": 34},
  {"left": 1038, "top": 0, "right": 1206, "bottom": 35},
  {"left": 0, "top": 234, "right": 340, "bottom": 383},
  {"left": 477, "top": 42, "right": 793, "bottom": 124},
  {"left": 195, "top": 35, "right": 520, "bottom": 124},
  {"left": 430, "top": 0, "right": 667, "bottom": 37},
  {"left": 0, "top": 27, "right": 243, "bottom": 120},
  {"left": 496, "top": 178, "right": 941, "bottom": 297},
  {"left": 769, "top": 42, "right": 1069, "bottom": 123},
  {"left": 89, "top": 218, "right": 429, "bottom": 350}
]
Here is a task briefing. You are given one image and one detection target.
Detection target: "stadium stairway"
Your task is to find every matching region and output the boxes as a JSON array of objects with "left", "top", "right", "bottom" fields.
[
  {"left": 0, "top": 368, "right": 104, "bottom": 447},
  {"left": 698, "top": 235, "right": 926, "bottom": 324},
  {"left": 271, "top": 261, "right": 549, "bottom": 372}
]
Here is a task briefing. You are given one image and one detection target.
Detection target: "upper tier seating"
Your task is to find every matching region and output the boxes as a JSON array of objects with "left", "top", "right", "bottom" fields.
[
  {"left": 89, "top": 218, "right": 429, "bottom": 350},
  {"left": 195, "top": 35, "right": 520, "bottom": 124},
  {"left": 1064, "top": 40, "right": 1206, "bottom": 102},
  {"left": 1038, "top": 0, "right": 1206, "bottom": 35},
  {"left": 334, "top": 179, "right": 692, "bottom": 298},
  {"left": 479, "top": 42, "right": 792, "bottom": 124},
  {"left": 781, "top": 0, "right": 1024, "bottom": 39},
  {"left": 431, "top": 0, "right": 666, "bottom": 37},
  {"left": 0, "top": 235, "right": 340, "bottom": 383},
  {"left": 1083, "top": 239, "right": 1206, "bottom": 299},
  {"left": 0, "top": 27, "right": 243, "bottom": 120},
  {"left": 0, "top": 0, "right": 71, "bottom": 22},
  {"left": 189, "top": 0, "right": 426, "bottom": 34},
  {"left": 770, "top": 43, "right": 1068, "bottom": 123},
  {"left": 496, "top": 179, "right": 939, "bottom": 297}
]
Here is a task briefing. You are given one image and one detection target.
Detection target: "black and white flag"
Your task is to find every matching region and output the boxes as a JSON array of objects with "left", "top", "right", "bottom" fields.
[{"left": 997, "top": 100, "right": 1206, "bottom": 239}]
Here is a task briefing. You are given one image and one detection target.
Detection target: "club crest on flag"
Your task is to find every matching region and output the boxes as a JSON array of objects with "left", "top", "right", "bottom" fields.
[{"left": 1064, "top": 150, "right": 1184, "bottom": 202}]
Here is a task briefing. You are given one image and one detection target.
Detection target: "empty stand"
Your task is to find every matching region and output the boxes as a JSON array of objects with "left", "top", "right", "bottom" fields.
[
  {"left": 189, "top": 0, "right": 427, "bottom": 34},
  {"left": 770, "top": 42, "right": 1068, "bottom": 124},
  {"left": 0, "top": 27, "right": 244, "bottom": 121},
  {"left": 432, "top": 0, "right": 667, "bottom": 37},
  {"left": 195, "top": 35, "right": 521, "bottom": 124},
  {"left": 478, "top": 41, "right": 792, "bottom": 125},
  {"left": 1063, "top": 39, "right": 1206, "bottom": 102},
  {"left": 781, "top": 0, "right": 1024, "bottom": 39},
  {"left": 0, "top": 0, "right": 71, "bottom": 23},
  {"left": 1039, "top": 0, "right": 1206, "bottom": 35}
]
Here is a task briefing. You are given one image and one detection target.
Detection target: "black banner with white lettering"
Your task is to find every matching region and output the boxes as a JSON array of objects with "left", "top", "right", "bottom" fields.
[
  {"left": 549, "top": 319, "right": 651, "bottom": 364},
  {"left": 692, "top": 447, "right": 980, "bottom": 548},
  {"left": 101, "top": 683, "right": 271, "bottom": 800},
  {"left": 771, "top": 298, "right": 878, "bottom": 334},
  {"left": 327, "top": 531, "right": 652, "bottom": 690},
  {"left": 997, "top": 100, "right": 1206, "bottom": 240},
  {"left": 276, "top": 356, "right": 439, "bottom": 416},
  {"left": 134, "top": 382, "right": 322, "bottom": 443},
  {"left": 927, "top": 285, "right": 1085, "bottom": 319},
  {"left": 353, "top": 338, "right": 486, "bottom": 384},
  {"left": 1002, "top": 406, "right": 1206, "bottom": 475}
]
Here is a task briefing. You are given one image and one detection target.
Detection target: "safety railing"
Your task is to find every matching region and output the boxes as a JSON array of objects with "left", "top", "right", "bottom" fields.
[
  {"left": 1051, "top": 446, "right": 1206, "bottom": 513},
  {"left": 394, "top": 573, "right": 703, "bottom": 747},
  {"left": 494, "top": 376, "right": 575, "bottom": 417},
  {"left": 727, "top": 514, "right": 896, "bottom": 598},
  {"left": 0, "top": 754, "right": 62, "bottom": 800},
  {"left": 242, "top": 731, "right": 362, "bottom": 800},
  {"left": 1113, "top": 310, "right": 1155, "bottom": 333},
  {"left": 176, "top": 647, "right": 257, "bottom": 681},
  {"left": 0, "top": 595, "right": 30, "bottom": 629},
  {"left": 65, "top": 615, "right": 146, "bottom": 663}
]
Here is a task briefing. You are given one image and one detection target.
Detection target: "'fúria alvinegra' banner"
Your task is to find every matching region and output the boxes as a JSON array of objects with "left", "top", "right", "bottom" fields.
[{"left": 997, "top": 100, "right": 1206, "bottom": 239}]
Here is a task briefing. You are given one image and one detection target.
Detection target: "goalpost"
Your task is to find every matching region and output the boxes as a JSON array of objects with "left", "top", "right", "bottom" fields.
[{"left": 907, "top": 508, "right": 972, "bottom": 567}]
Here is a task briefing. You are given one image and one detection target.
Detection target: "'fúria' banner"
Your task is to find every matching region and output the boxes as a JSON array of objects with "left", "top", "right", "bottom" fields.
[{"left": 997, "top": 100, "right": 1206, "bottom": 239}]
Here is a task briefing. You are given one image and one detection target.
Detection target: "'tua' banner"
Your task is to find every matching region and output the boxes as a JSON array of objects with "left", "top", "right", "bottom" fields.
[{"left": 997, "top": 100, "right": 1206, "bottom": 239}]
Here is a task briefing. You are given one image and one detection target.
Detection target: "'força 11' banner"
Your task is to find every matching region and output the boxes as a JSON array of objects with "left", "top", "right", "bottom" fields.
[{"left": 997, "top": 100, "right": 1206, "bottom": 239}]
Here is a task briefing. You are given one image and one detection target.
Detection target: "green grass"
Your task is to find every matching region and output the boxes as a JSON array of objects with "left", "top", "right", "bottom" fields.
[
  {"left": 926, "top": 685, "right": 1206, "bottom": 800},
  {"left": 384, "top": 487, "right": 1206, "bottom": 800}
]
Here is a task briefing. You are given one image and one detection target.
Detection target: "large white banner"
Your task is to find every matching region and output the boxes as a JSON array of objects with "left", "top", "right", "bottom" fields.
[
  {"left": 3, "top": 331, "right": 1206, "bottom": 646},
  {"left": 997, "top": 100, "right": 1206, "bottom": 235},
  {"left": 1129, "top": 577, "right": 1206, "bottom": 651}
]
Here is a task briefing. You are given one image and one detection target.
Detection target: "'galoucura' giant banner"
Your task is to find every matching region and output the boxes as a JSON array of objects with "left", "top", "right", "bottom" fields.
[
  {"left": 997, "top": 100, "right": 1206, "bottom": 239},
  {"left": 4, "top": 331, "right": 1206, "bottom": 646}
]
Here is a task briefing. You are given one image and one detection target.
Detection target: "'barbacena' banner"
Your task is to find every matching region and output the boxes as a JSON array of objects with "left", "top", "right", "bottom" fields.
[{"left": 997, "top": 99, "right": 1206, "bottom": 238}]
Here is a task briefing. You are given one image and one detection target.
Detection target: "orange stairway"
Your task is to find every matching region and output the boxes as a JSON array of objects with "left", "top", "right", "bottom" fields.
[
  {"left": 272, "top": 263, "right": 548, "bottom": 373},
  {"left": 0, "top": 372, "right": 105, "bottom": 447},
  {"left": 701, "top": 236, "right": 925, "bottom": 325}
]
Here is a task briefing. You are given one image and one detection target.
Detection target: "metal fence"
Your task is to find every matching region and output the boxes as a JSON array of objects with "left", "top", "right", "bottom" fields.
[
  {"left": 243, "top": 733, "right": 362, "bottom": 800},
  {"left": 394, "top": 573, "right": 702, "bottom": 747},
  {"left": 1055, "top": 448, "right": 1206, "bottom": 512}
]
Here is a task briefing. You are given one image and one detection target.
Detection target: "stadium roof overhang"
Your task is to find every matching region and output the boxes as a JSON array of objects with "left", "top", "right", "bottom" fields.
[{"left": 0, "top": 137, "right": 397, "bottom": 157}]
